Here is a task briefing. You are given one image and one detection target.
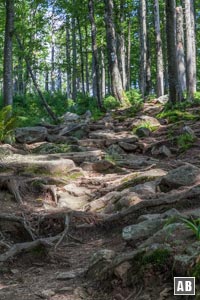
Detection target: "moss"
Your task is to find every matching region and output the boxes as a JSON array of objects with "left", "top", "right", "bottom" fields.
[
  {"left": 119, "top": 175, "right": 153, "bottom": 191},
  {"left": 141, "top": 249, "right": 171, "bottom": 267},
  {"left": 32, "top": 143, "right": 71, "bottom": 154},
  {"left": 132, "top": 121, "right": 159, "bottom": 134},
  {"left": 157, "top": 109, "right": 199, "bottom": 123},
  {"left": 190, "top": 263, "right": 200, "bottom": 280}
]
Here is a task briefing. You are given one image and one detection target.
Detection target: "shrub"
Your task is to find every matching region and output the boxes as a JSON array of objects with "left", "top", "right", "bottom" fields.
[
  {"left": 177, "top": 133, "right": 196, "bottom": 151},
  {"left": 103, "top": 95, "right": 120, "bottom": 110},
  {"left": 0, "top": 105, "right": 17, "bottom": 142}
]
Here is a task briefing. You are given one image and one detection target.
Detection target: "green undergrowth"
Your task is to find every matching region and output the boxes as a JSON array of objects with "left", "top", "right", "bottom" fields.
[
  {"left": 132, "top": 120, "right": 159, "bottom": 133},
  {"left": 177, "top": 133, "right": 196, "bottom": 151}
]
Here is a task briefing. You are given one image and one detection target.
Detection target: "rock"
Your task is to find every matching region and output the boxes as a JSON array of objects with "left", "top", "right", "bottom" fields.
[
  {"left": 86, "top": 249, "right": 115, "bottom": 278},
  {"left": 116, "top": 193, "right": 142, "bottom": 210},
  {"left": 118, "top": 142, "right": 138, "bottom": 152},
  {"left": 122, "top": 219, "right": 164, "bottom": 242},
  {"left": 63, "top": 183, "right": 90, "bottom": 197},
  {"left": 173, "top": 255, "right": 193, "bottom": 276},
  {"left": 60, "top": 112, "right": 80, "bottom": 123},
  {"left": 131, "top": 116, "right": 161, "bottom": 129},
  {"left": 138, "top": 209, "right": 180, "bottom": 222},
  {"left": 135, "top": 127, "right": 151, "bottom": 137},
  {"left": 15, "top": 127, "right": 48, "bottom": 144},
  {"left": 159, "top": 164, "right": 200, "bottom": 192},
  {"left": 89, "top": 191, "right": 121, "bottom": 212},
  {"left": 40, "top": 290, "right": 55, "bottom": 298},
  {"left": 58, "top": 192, "right": 89, "bottom": 210},
  {"left": 92, "top": 160, "right": 115, "bottom": 172},
  {"left": 107, "top": 144, "right": 126, "bottom": 156},
  {"left": 182, "top": 125, "right": 196, "bottom": 138},
  {"left": 121, "top": 136, "right": 139, "bottom": 143},
  {"left": 152, "top": 145, "right": 172, "bottom": 157},
  {"left": 131, "top": 181, "right": 157, "bottom": 196},
  {"left": 114, "top": 262, "right": 131, "bottom": 282},
  {"left": 156, "top": 94, "right": 169, "bottom": 104},
  {"left": 56, "top": 268, "right": 84, "bottom": 280}
]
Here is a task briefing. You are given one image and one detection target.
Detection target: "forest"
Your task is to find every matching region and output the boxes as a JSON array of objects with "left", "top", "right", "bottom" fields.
[{"left": 0, "top": 0, "right": 200, "bottom": 299}]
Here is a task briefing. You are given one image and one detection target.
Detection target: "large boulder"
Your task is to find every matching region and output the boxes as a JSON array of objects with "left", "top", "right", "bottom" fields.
[
  {"left": 15, "top": 127, "right": 48, "bottom": 144},
  {"left": 131, "top": 116, "right": 161, "bottom": 129},
  {"left": 122, "top": 219, "right": 165, "bottom": 243},
  {"left": 59, "top": 112, "right": 80, "bottom": 123},
  {"left": 159, "top": 164, "right": 200, "bottom": 192}
]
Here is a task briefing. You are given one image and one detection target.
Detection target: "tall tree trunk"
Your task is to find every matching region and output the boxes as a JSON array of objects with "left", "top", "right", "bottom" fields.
[
  {"left": 176, "top": 7, "right": 186, "bottom": 98},
  {"left": 139, "top": 0, "right": 147, "bottom": 98},
  {"left": 184, "top": 0, "right": 196, "bottom": 100},
  {"left": 45, "top": 70, "right": 49, "bottom": 92},
  {"left": 104, "top": 0, "right": 125, "bottom": 104},
  {"left": 117, "top": 0, "right": 127, "bottom": 90},
  {"left": 66, "top": 16, "right": 72, "bottom": 98},
  {"left": 126, "top": 17, "right": 131, "bottom": 91},
  {"left": 85, "top": 23, "right": 90, "bottom": 94},
  {"left": 51, "top": 6, "right": 55, "bottom": 92},
  {"left": 190, "top": 0, "right": 196, "bottom": 93},
  {"left": 166, "top": 0, "right": 180, "bottom": 103},
  {"left": 3, "top": 0, "right": 14, "bottom": 107},
  {"left": 88, "top": 0, "right": 102, "bottom": 108},
  {"left": 77, "top": 16, "right": 85, "bottom": 95},
  {"left": 154, "top": 0, "right": 164, "bottom": 97},
  {"left": 72, "top": 16, "right": 77, "bottom": 100},
  {"left": 101, "top": 47, "right": 106, "bottom": 99}
]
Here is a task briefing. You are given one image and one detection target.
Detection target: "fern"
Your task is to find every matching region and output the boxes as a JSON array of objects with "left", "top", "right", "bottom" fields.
[{"left": 0, "top": 106, "right": 17, "bottom": 142}]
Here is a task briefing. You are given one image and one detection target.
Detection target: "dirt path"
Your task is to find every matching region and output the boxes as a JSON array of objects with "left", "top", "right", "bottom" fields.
[{"left": 0, "top": 102, "right": 200, "bottom": 299}]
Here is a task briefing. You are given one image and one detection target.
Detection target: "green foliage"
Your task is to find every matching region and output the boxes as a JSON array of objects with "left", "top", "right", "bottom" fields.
[
  {"left": 132, "top": 121, "right": 158, "bottom": 133},
  {"left": 0, "top": 105, "right": 17, "bottom": 142},
  {"left": 103, "top": 95, "right": 120, "bottom": 110},
  {"left": 141, "top": 249, "right": 171, "bottom": 267},
  {"left": 177, "top": 133, "right": 196, "bottom": 151},
  {"left": 190, "top": 263, "right": 200, "bottom": 280},
  {"left": 180, "top": 217, "right": 200, "bottom": 241},
  {"left": 126, "top": 89, "right": 143, "bottom": 110},
  {"left": 157, "top": 109, "right": 198, "bottom": 123}
]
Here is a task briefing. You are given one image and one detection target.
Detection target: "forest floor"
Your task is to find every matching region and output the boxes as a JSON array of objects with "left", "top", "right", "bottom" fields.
[{"left": 0, "top": 100, "right": 200, "bottom": 299}]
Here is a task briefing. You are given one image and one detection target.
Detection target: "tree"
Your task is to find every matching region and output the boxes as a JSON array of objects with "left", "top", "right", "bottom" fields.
[
  {"left": 88, "top": 0, "right": 102, "bottom": 108},
  {"left": 3, "top": 0, "right": 14, "bottom": 107},
  {"left": 166, "top": 0, "right": 180, "bottom": 103},
  {"left": 139, "top": 0, "right": 147, "bottom": 98},
  {"left": 184, "top": 0, "right": 196, "bottom": 101},
  {"left": 154, "top": 0, "right": 164, "bottom": 97},
  {"left": 104, "top": 0, "right": 125, "bottom": 104}
]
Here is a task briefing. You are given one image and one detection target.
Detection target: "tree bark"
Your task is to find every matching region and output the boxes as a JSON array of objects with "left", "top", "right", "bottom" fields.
[
  {"left": 139, "top": 0, "right": 147, "bottom": 98},
  {"left": 184, "top": 0, "right": 196, "bottom": 100},
  {"left": 126, "top": 18, "right": 131, "bottom": 91},
  {"left": 77, "top": 16, "right": 85, "bottom": 95},
  {"left": 154, "top": 0, "right": 164, "bottom": 97},
  {"left": 104, "top": 0, "right": 125, "bottom": 104},
  {"left": 85, "top": 23, "right": 90, "bottom": 94},
  {"left": 66, "top": 16, "right": 72, "bottom": 99},
  {"left": 176, "top": 7, "right": 186, "bottom": 98},
  {"left": 101, "top": 47, "right": 106, "bottom": 99},
  {"left": 88, "top": 0, "right": 102, "bottom": 108},
  {"left": 72, "top": 16, "right": 77, "bottom": 101},
  {"left": 165, "top": 0, "right": 179, "bottom": 103},
  {"left": 3, "top": 0, "right": 14, "bottom": 107}
]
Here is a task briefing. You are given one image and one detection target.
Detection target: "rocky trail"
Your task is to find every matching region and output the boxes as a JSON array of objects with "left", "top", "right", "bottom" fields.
[{"left": 0, "top": 101, "right": 200, "bottom": 299}]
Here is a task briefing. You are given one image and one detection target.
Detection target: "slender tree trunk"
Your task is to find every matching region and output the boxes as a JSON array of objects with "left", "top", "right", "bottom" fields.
[
  {"left": 57, "top": 68, "right": 62, "bottom": 91},
  {"left": 88, "top": 0, "right": 102, "bottom": 108},
  {"left": 190, "top": 0, "right": 196, "bottom": 92},
  {"left": 77, "top": 16, "right": 85, "bottom": 95},
  {"left": 101, "top": 47, "right": 106, "bottom": 99},
  {"left": 45, "top": 70, "right": 49, "bottom": 92},
  {"left": 176, "top": 7, "right": 186, "bottom": 98},
  {"left": 104, "top": 0, "right": 125, "bottom": 104},
  {"left": 139, "top": 0, "right": 147, "bottom": 98},
  {"left": 126, "top": 17, "right": 131, "bottom": 90},
  {"left": 3, "top": 0, "right": 14, "bottom": 107},
  {"left": 184, "top": 0, "right": 196, "bottom": 100},
  {"left": 72, "top": 16, "right": 77, "bottom": 100},
  {"left": 51, "top": 6, "right": 55, "bottom": 92},
  {"left": 154, "top": 0, "right": 164, "bottom": 97},
  {"left": 166, "top": 0, "right": 180, "bottom": 103},
  {"left": 66, "top": 16, "right": 72, "bottom": 98},
  {"left": 85, "top": 23, "right": 90, "bottom": 94}
]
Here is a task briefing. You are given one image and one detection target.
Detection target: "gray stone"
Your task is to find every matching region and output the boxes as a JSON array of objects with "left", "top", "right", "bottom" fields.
[
  {"left": 152, "top": 145, "right": 172, "bottom": 157},
  {"left": 92, "top": 160, "right": 115, "bottom": 172},
  {"left": 136, "top": 127, "right": 151, "bottom": 137},
  {"left": 182, "top": 125, "right": 196, "bottom": 138},
  {"left": 131, "top": 116, "right": 161, "bottom": 129},
  {"left": 159, "top": 164, "right": 200, "bottom": 192},
  {"left": 118, "top": 142, "right": 138, "bottom": 152},
  {"left": 60, "top": 112, "right": 80, "bottom": 122},
  {"left": 15, "top": 127, "right": 48, "bottom": 144},
  {"left": 122, "top": 219, "right": 164, "bottom": 242},
  {"left": 131, "top": 181, "right": 157, "bottom": 196},
  {"left": 157, "top": 94, "right": 169, "bottom": 104}
]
